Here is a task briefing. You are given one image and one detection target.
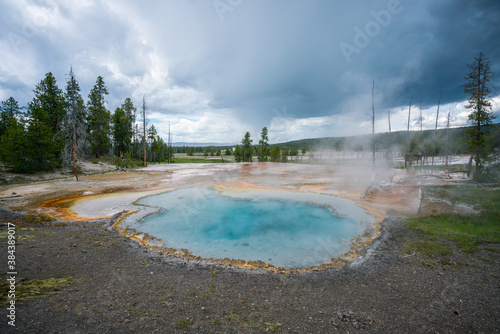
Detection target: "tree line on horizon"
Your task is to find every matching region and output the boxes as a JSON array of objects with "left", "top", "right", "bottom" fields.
[
  {"left": 231, "top": 128, "right": 307, "bottom": 163},
  {"left": 0, "top": 70, "right": 172, "bottom": 175},
  {"left": 0, "top": 53, "right": 498, "bottom": 180},
  {"left": 230, "top": 53, "right": 499, "bottom": 179}
]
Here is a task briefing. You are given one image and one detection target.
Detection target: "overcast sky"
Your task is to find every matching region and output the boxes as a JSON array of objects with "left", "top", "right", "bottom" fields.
[{"left": 1, "top": 0, "right": 499, "bottom": 144}]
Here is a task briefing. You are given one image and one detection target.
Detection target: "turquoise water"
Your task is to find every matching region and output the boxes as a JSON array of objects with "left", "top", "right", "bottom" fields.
[{"left": 135, "top": 188, "right": 366, "bottom": 269}]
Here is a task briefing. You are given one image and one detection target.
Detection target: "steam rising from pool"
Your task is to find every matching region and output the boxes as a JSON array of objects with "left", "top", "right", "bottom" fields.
[{"left": 130, "top": 188, "right": 374, "bottom": 269}]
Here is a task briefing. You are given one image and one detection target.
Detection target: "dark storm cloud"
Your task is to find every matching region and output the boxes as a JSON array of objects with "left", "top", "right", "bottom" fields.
[
  {"left": 164, "top": 0, "right": 500, "bottom": 125},
  {"left": 0, "top": 0, "right": 499, "bottom": 142},
  {"left": 373, "top": 0, "right": 500, "bottom": 108}
]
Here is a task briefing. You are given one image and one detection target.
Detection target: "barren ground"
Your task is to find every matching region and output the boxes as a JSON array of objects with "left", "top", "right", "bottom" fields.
[{"left": 1, "top": 161, "right": 498, "bottom": 333}]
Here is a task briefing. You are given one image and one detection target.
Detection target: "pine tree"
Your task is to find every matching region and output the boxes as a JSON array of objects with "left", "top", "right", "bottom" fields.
[
  {"left": 463, "top": 52, "right": 496, "bottom": 177},
  {"left": 112, "top": 107, "right": 128, "bottom": 157},
  {"left": 25, "top": 72, "right": 66, "bottom": 170},
  {"left": 63, "top": 68, "right": 87, "bottom": 180},
  {"left": 142, "top": 96, "right": 148, "bottom": 166},
  {"left": 121, "top": 97, "right": 136, "bottom": 156},
  {"left": 0, "top": 117, "right": 29, "bottom": 172},
  {"left": 34, "top": 73, "right": 66, "bottom": 135},
  {"left": 259, "top": 126, "right": 269, "bottom": 162},
  {"left": 0, "top": 97, "right": 24, "bottom": 170},
  {"left": 241, "top": 131, "right": 253, "bottom": 162},
  {"left": 147, "top": 124, "right": 158, "bottom": 163},
  {"left": 25, "top": 102, "right": 56, "bottom": 170},
  {"left": 155, "top": 136, "right": 166, "bottom": 162},
  {"left": 87, "top": 76, "right": 110, "bottom": 158},
  {"left": 270, "top": 145, "right": 281, "bottom": 162},
  {"left": 0, "top": 97, "right": 21, "bottom": 137},
  {"left": 234, "top": 145, "right": 242, "bottom": 162}
]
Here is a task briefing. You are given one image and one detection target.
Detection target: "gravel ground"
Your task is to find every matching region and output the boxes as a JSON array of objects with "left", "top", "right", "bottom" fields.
[{"left": 1, "top": 207, "right": 499, "bottom": 333}]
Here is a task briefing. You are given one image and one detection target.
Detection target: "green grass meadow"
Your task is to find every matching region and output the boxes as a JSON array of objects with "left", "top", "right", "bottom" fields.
[{"left": 405, "top": 186, "right": 500, "bottom": 261}]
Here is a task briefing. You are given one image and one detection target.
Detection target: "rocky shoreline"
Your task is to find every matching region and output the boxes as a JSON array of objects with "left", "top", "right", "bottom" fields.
[{"left": 1, "top": 208, "right": 499, "bottom": 333}]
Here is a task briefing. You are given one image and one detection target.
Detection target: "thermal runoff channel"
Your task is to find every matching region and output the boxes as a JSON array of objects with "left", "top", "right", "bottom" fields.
[{"left": 134, "top": 188, "right": 370, "bottom": 269}]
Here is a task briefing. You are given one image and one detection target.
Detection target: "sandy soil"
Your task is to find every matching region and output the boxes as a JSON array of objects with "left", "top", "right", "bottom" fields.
[{"left": 1, "top": 161, "right": 498, "bottom": 332}]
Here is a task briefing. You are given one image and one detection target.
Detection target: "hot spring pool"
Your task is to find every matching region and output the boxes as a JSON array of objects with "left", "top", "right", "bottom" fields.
[{"left": 132, "top": 188, "right": 373, "bottom": 269}]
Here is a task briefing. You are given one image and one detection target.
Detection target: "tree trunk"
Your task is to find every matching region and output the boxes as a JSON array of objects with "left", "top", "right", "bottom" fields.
[
  {"left": 419, "top": 100, "right": 423, "bottom": 132},
  {"left": 467, "top": 155, "right": 473, "bottom": 178},
  {"left": 473, "top": 58, "right": 483, "bottom": 176},
  {"left": 142, "top": 96, "right": 147, "bottom": 167},
  {"left": 432, "top": 87, "right": 443, "bottom": 173},
  {"left": 372, "top": 80, "right": 375, "bottom": 170},
  {"left": 167, "top": 121, "right": 171, "bottom": 164},
  {"left": 419, "top": 100, "right": 423, "bottom": 173},
  {"left": 72, "top": 112, "right": 78, "bottom": 181},
  {"left": 405, "top": 96, "right": 412, "bottom": 170},
  {"left": 387, "top": 109, "right": 392, "bottom": 167},
  {"left": 445, "top": 110, "right": 450, "bottom": 175},
  {"left": 475, "top": 120, "right": 481, "bottom": 175},
  {"left": 70, "top": 76, "right": 79, "bottom": 181}
]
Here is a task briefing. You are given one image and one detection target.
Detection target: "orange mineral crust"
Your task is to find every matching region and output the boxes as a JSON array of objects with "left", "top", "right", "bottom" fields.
[{"left": 3, "top": 162, "right": 466, "bottom": 273}]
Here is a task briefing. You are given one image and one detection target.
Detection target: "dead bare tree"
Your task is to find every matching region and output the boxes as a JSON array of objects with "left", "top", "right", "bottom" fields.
[
  {"left": 419, "top": 100, "right": 423, "bottom": 172},
  {"left": 445, "top": 109, "right": 451, "bottom": 174},
  {"left": 431, "top": 87, "right": 443, "bottom": 172},
  {"left": 70, "top": 72, "right": 78, "bottom": 179},
  {"left": 371, "top": 80, "right": 375, "bottom": 170},
  {"left": 167, "top": 121, "right": 172, "bottom": 163},
  {"left": 133, "top": 103, "right": 138, "bottom": 158},
  {"left": 387, "top": 109, "right": 393, "bottom": 167},
  {"left": 419, "top": 100, "right": 423, "bottom": 132},
  {"left": 435, "top": 88, "right": 442, "bottom": 130},
  {"left": 405, "top": 96, "right": 412, "bottom": 169},
  {"left": 142, "top": 96, "right": 147, "bottom": 166},
  {"left": 63, "top": 67, "right": 87, "bottom": 181},
  {"left": 407, "top": 96, "right": 412, "bottom": 132}
]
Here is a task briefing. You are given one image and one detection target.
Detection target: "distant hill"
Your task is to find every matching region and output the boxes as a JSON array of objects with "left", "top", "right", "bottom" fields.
[
  {"left": 274, "top": 124, "right": 500, "bottom": 153},
  {"left": 170, "top": 124, "right": 499, "bottom": 153},
  {"left": 172, "top": 142, "right": 236, "bottom": 147}
]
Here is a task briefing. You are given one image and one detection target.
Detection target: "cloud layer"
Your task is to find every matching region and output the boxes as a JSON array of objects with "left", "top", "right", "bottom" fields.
[{"left": 1, "top": 0, "right": 499, "bottom": 143}]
